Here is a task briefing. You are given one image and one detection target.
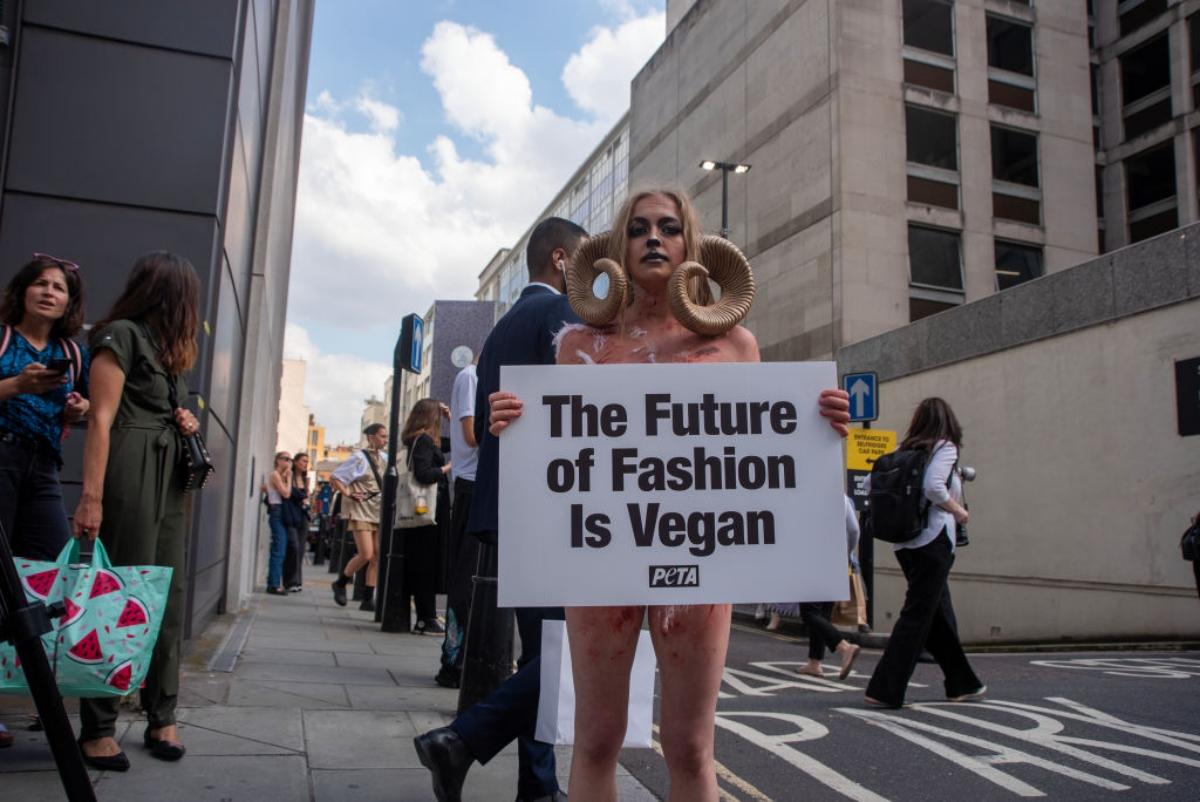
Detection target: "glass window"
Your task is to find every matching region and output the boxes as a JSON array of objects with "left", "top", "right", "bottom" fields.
[
  {"left": 903, "top": 0, "right": 954, "bottom": 56},
  {"left": 991, "top": 126, "right": 1039, "bottom": 186},
  {"left": 906, "top": 106, "right": 957, "bottom": 170},
  {"left": 1119, "top": 0, "right": 1167, "bottom": 37},
  {"left": 1120, "top": 34, "right": 1170, "bottom": 105},
  {"left": 994, "top": 240, "right": 1044, "bottom": 290},
  {"left": 987, "top": 17, "right": 1034, "bottom": 76},
  {"left": 910, "top": 297, "right": 958, "bottom": 322},
  {"left": 908, "top": 226, "right": 963, "bottom": 290},
  {"left": 1125, "top": 143, "right": 1176, "bottom": 210}
]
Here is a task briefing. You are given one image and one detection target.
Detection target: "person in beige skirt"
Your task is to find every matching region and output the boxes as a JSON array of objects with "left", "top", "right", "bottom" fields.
[{"left": 330, "top": 423, "right": 388, "bottom": 611}]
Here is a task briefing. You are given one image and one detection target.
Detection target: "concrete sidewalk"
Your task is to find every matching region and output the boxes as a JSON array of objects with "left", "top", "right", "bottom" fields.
[{"left": 0, "top": 577, "right": 658, "bottom": 800}]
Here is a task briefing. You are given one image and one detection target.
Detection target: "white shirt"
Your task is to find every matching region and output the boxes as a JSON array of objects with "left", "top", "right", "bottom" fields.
[
  {"left": 896, "top": 440, "right": 961, "bottom": 552},
  {"left": 331, "top": 448, "right": 381, "bottom": 488},
  {"left": 527, "top": 281, "right": 561, "bottom": 294},
  {"left": 449, "top": 364, "right": 479, "bottom": 482}
]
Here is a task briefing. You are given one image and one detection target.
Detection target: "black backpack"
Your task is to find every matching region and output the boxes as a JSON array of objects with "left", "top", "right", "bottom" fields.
[{"left": 868, "top": 448, "right": 932, "bottom": 543}]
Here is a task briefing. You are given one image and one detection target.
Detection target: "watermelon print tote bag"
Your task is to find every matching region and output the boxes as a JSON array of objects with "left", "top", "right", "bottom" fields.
[{"left": 0, "top": 539, "right": 171, "bottom": 697}]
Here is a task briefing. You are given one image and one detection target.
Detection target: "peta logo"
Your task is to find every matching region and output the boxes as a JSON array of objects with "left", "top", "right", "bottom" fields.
[{"left": 648, "top": 565, "right": 700, "bottom": 588}]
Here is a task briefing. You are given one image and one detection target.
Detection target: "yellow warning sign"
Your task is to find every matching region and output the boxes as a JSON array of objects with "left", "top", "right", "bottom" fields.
[{"left": 846, "top": 428, "right": 896, "bottom": 472}]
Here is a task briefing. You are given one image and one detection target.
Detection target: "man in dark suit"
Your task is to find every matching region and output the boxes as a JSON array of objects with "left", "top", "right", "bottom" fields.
[{"left": 414, "top": 217, "right": 586, "bottom": 802}]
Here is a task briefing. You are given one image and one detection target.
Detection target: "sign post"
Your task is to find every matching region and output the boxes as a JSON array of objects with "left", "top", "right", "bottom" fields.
[
  {"left": 379, "top": 314, "right": 425, "bottom": 632},
  {"left": 842, "top": 371, "right": 878, "bottom": 424}
]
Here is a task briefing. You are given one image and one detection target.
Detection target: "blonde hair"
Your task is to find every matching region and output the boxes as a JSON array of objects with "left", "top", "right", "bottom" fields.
[{"left": 608, "top": 187, "right": 712, "bottom": 307}]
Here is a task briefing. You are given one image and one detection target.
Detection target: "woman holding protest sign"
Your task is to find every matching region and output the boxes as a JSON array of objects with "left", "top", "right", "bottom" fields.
[{"left": 488, "top": 188, "right": 850, "bottom": 801}]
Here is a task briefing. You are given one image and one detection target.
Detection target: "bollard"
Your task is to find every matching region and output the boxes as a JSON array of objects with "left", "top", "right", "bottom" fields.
[
  {"left": 456, "top": 541, "right": 514, "bottom": 715},
  {"left": 312, "top": 516, "right": 327, "bottom": 567},
  {"left": 379, "top": 526, "right": 409, "bottom": 631},
  {"left": 352, "top": 564, "right": 366, "bottom": 602}
]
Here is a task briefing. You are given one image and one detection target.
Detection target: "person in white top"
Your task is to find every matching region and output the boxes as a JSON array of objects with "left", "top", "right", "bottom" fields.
[
  {"left": 864, "top": 397, "right": 984, "bottom": 709},
  {"left": 436, "top": 361, "right": 480, "bottom": 688},
  {"left": 329, "top": 424, "right": 388, "bottom": 611}
]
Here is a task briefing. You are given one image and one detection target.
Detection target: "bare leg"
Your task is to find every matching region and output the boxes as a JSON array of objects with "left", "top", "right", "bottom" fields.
[
  {"left": 649, "top": 603, "right": 730, "bottom": 802},
  {"left": 565, "top": 606, "right": 643, "bottom": 802},
  {"left": 342, "top": 527, "right": 376, "bottom": 582},
  {"left": 366, "top": 527, "right": 380, "bottom": 587}
]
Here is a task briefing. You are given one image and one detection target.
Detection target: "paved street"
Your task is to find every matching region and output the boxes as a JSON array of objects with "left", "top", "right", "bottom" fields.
[
  {"left": 0, "top": 578, "right": 655, "bottom": 801},
  {"left": 621, "top": 620, "right": 1200, "bottom": 801}
]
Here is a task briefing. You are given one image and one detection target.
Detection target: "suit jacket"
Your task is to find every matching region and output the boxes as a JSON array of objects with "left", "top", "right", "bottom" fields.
[{"left": 467, "top": 284, "right": 579, "bottom": 536}]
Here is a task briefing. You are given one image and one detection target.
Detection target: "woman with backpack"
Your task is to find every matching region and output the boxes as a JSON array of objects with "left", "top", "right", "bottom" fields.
[{"left": 864, "top": 396, "right": 984, "bottom": 709}]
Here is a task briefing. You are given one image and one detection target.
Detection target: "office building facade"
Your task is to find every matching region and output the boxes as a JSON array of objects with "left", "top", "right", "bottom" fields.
[{"left": 0, "top": 1, "right": 314, "bottom": 636}]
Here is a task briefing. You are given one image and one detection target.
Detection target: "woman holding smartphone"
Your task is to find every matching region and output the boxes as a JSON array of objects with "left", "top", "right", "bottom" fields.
[
  {"left": 0, "top": 253, "right": 89, "bottom": 560},
  {"left": 264, "top": 451, "right": 294, "bottom": 595}
]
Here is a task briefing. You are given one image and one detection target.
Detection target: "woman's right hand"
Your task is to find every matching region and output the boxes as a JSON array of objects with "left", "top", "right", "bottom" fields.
[
  {"left": 73, "top": 496, "right": 103, "bottom": 540},
  {"left": 952, "top": 507, "right": 970, "bottom": 526},
  {"left": 488, "top": 391, "right": 524, "bottom": 436},
  {"left": 18, "top": 363, "right": 68, "bottom": 395}
]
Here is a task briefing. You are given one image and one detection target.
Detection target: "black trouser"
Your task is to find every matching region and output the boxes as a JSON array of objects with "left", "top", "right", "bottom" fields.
[
  {"left": 440, "top": 478, "right": 477, "bottom": 675},
  {"left": 800, "top": 602, "right": 842, "bottom": 660},
  {"left": 866, "top": 534, "right": 981, "bottom": 706},
  {"left": 283, "top": 524, "right": 305, "bottom": 588},
  {"left": 1193, "top": 560, "right": 1200, "bottom": 600},
  {"left": 403, "top": 525, "right": 438, "bottom": 621},
  {"left": 512, "top": 605, "right": 564, "bottom": 800},
  {"left": 0, "top": 435, "right": 71, "bottom": 561}
]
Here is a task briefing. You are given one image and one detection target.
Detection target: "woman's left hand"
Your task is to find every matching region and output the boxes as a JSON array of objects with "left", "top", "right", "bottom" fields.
[
  {"left": 818, "top": 388, "right": 851, "bottom": 437},
  {"left": 174, "top": 407, "right": 200, "bottom": 435},
  {"left": 439, "top": 402, "right": 451, "bottom": 418},
  {"left": 63, "top": 392, "right": 89, "bottom": 423}
]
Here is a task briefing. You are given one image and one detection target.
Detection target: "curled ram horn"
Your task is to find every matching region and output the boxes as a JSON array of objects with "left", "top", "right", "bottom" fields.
[
  {"left": 565, "top": 232, "right": 629, "bottom": 326},
  {"left": 667, "top": 235, "right": 755, "bottom": 336}
]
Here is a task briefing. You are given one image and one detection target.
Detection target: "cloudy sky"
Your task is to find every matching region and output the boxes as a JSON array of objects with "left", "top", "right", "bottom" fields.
[{"left": 284, "top": 0, "right": 666, "bottom": 442}]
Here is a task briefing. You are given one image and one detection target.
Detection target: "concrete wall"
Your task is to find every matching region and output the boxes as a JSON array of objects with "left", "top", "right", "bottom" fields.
[
  {"left": 838, "top": 224, "right": 1200, "bottom": 642},
  {"left": 275, "top": 359, "right": 309, "bottom": 454}
]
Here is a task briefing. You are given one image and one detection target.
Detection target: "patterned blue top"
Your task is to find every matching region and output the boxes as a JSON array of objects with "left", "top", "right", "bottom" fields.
[{"left": 0, "top": 325, "right": 90, "bottom": 455}]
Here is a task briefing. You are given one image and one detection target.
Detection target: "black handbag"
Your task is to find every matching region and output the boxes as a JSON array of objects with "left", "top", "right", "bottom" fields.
[
  {"left": 1182, "top": 518, "right": 1200, "bottom": 562},
  {"left": 167, "top": 375, "right": 214, "bottom": 493}
]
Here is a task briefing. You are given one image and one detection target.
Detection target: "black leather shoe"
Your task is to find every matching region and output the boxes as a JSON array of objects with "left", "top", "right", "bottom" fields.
[
  {"left": 78, "top": 739, "right": 131, "bottom": 772},
  {"left": 143, "top": 726, "right": 186, "bottom": 761},
  {"left": 331, "top": 580, "right": 347, "bottom": 606},
  {"left": 413, "top": 727, "right": 473, "bottom": 802}
]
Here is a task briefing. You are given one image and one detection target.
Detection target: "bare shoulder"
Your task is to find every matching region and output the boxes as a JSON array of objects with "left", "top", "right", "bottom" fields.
[{"left": 726, "top": 325, "right": 760, "bottom": 362}]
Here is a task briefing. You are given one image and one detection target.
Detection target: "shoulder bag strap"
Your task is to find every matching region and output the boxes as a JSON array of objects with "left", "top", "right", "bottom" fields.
[{"left": 362, "top": 449, "right": 384, "bottom": 490}]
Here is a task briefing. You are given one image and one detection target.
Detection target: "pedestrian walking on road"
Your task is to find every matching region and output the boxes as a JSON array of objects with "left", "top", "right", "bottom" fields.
[
  {"left": 797, "top": 496, "right": 862, "bottom": 680},
  {"left": 73, "top": 251, "right": 202, "bottom": 770},
  {"left": 864, "top": 397, "right": 985, "bottom": 709}
]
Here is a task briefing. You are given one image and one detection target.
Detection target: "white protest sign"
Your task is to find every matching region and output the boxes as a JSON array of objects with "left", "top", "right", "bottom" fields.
[{"left": 498, "top": 362, "right": 848, "bottom": 606}]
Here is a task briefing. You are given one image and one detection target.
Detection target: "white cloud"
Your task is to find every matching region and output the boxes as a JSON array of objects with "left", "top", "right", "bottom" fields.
[
  {"left": 284, "top": 323, "right": 391, "bottom": 444},
  {"left": 288, "top": 13, "right": 664, "bottom": 440},
  {"left": 355, "top": 95, "right": 401, "bottom": 133},
  {"left": 563, "top": 11, "right": 666, "bottom": 123}
]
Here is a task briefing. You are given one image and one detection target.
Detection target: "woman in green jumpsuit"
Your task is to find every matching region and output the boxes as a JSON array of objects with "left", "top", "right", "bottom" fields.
[{"left": 72, "top": 252, "right": 201, "bottom": 771}]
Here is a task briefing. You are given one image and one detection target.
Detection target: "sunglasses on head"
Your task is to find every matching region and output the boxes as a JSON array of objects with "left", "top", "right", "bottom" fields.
[{"left": 33, "top": 252, "right": 80, "bottom": 273}]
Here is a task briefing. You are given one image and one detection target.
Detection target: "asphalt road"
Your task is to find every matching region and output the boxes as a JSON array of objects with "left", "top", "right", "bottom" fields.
[{"left": 619, "top": 622, "right": 1200, "bottom": 801}]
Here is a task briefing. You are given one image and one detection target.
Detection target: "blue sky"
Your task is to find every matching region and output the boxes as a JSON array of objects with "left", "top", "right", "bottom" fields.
[{"left": 286, "top": 0, "right": 666, "bottom": 442}]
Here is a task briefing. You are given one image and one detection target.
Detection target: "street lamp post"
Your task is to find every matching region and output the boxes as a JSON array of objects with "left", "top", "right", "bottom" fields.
[{"left": 700, "top": 159, "right": 751, "bottom": 239}]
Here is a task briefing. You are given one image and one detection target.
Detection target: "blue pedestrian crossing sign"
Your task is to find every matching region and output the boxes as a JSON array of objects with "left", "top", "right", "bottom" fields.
[{"left": 843, "top": 371, "right": 878, "bottom": 422}]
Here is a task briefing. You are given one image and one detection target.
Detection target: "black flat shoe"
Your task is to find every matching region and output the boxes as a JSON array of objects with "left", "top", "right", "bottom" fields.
[
  {"left": 331, "top": 580, "right": 347, "bottom": 606},
  {"left": 144, "top": 726, "right": 186, "bottom": 761},
  {"left": 265, "top": 586, "right": 287, "bottom": 596},
  {"left": 78, "top": 739, "right": 131, "bottom": 772}
]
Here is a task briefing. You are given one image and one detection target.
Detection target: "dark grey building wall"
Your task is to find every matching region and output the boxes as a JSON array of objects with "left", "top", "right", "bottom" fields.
[{"left": 0, "top": 0, "right": 312, "bottom": 638}]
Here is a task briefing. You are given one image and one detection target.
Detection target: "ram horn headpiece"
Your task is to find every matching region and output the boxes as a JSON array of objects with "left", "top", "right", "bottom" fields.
[
  {"left": 667, "top": 235, "right": 755, "bottom": 336},
  {"left": 565, "top": 232, "right": 629, "bottom": 326}
]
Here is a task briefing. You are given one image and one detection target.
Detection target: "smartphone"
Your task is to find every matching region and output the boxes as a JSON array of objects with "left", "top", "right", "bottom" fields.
[{"left": 44, "top": 358, "right": 72, "bottom": 375}]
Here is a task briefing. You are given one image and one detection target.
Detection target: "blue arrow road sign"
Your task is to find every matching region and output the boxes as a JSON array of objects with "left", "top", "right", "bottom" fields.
[{"left": 843, "top": 371, "right": 878, "bottom": 422}]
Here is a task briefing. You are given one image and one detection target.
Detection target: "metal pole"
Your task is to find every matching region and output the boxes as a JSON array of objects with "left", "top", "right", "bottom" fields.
[
  {"left": 379, "top": 333, "right": 408, "bottom": 630},
  {"left": 860, "top": 420, "right": 874, "bottom": 629},
  {"left": 720, "top": 165, "right": 730, "bottom": 239},
  {"left": 0, "top": 523, "right": 97, "bottom": 802}
]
